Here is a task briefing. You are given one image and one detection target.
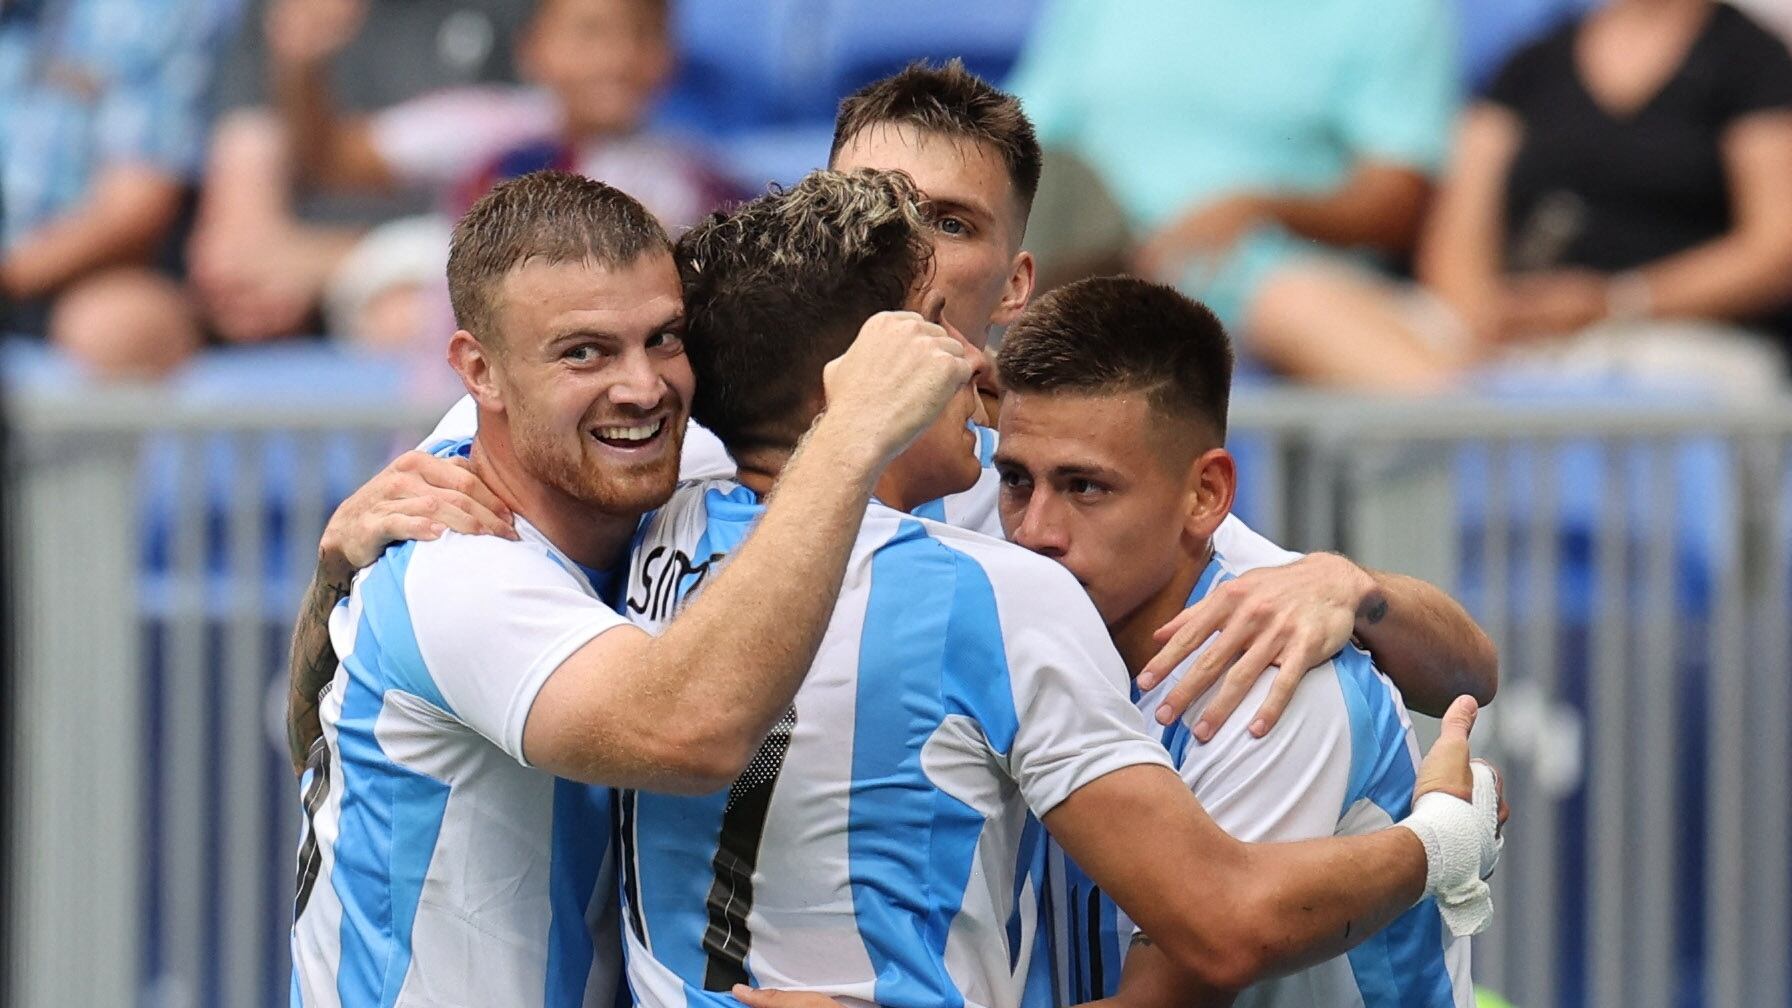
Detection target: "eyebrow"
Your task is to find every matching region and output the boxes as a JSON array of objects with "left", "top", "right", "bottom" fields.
[
  {"left": 993, "top": 452, "right": 1119, "bottom": 482},
  {"left": 929, "top": 197, "right": 994, "bottom": 223}
]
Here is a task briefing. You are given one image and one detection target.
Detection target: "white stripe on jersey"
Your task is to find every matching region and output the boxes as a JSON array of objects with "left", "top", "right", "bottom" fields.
[{"left": 617, "top": 480, "right": 1170, "bottom": 1008}]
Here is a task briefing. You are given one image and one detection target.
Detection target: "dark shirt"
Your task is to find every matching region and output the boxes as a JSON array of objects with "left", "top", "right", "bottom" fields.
[{"left": 1489, "top": 3, "right": 1792, "bottom": 281}]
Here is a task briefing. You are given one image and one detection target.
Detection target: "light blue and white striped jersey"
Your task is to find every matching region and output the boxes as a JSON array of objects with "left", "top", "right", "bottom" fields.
[
  {"left": 617, "top": 479, "right": 1173, "bottom": 1008},
  {"left": 292, "top": 438, "right": 630, "bottom": 1008},
  {"left": 1048, "top": 544, "right": 1473, "bottom": 1008}
]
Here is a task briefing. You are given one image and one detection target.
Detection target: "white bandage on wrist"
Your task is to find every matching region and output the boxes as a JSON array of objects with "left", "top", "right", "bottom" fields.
[{"left": 1398, "top": 762, "right": 1503, "bottom": 937}]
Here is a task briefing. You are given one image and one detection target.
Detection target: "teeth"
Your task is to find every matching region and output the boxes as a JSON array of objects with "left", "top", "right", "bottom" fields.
[{"left": 594, "top": 420, "right": 663, "bottom": 442}]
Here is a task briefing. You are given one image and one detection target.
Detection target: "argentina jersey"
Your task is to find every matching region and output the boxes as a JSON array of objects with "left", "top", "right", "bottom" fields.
[
  {"left": 1049, "top": 545, "right": 1474, "bottom": 1008},
  {"left": 292, "top": 436, "right": 629, "bottom": 1008},
  {"left": 617, "top": 479, "right": 1172, "bottom": 1008}
]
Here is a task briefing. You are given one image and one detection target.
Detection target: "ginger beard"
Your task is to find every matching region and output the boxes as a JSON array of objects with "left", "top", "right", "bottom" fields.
[{"left": 508, "top": 388, "right": 688, "bottom": 517}]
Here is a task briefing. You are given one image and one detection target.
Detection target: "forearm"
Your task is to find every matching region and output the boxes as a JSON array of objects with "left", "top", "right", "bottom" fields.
[
  {"left": 1259, "top": 170, "right": 1430, "bottom": 253},
  {"left": 637, "top": 414, "right": 883, "bottom": 765},
  {"left": 1355, "top": 569, "right": 1498, "bottom": 715},
  {"left": 284, "top": 561, "right": 353, "bottom": 775},
  {"left": 1630, "top": 233, "right": 1792, "bottom": 323},
  {"left": 1220, "top": 828, "right": 1428, "bottom": 982},
  {"left": 3, "top": 168, "right": 182, "bottom": 297}
]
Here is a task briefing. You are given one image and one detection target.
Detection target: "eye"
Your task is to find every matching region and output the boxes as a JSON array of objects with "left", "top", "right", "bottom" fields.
[
  {"left": 936, "top": 216, "right": 970, "bottom": 238},
  {"left": 996, "top": 466, "right": 1031, "bottom": 491},
  {"left": 648, "top": 328, "right": 685, "bottom": 353},
  {"left": 564, "top": 343, "right": 601, "bottom": 363},
  {"left": 1067, "top": 477, "right": 1108, "bottom": 499}
]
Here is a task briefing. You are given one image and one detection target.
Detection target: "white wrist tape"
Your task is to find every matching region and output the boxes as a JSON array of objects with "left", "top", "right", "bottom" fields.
[{"left": 1398, "top": 762, "right": 1503, "bottom": 937}]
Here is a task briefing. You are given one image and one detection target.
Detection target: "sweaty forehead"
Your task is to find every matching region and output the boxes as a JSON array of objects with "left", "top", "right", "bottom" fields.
[{"left": 497, "top": 254, "right": 682, "bottom": 333}]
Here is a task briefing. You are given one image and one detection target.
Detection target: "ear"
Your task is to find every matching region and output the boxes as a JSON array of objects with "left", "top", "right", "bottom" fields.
[
  {"left": 989, "top": 250, "right": 1036, "bottom": 327},
  {"left": 449, "top": 330, "right": 505, "bottom": 414},
  {"left": 1183, "top": 447, "right": 1236, "bottom": 543}
]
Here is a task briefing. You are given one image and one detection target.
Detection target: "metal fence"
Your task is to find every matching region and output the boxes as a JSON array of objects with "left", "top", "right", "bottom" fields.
[{"left": 5, "top": 386, "right": 1791, "bottom": 1008}]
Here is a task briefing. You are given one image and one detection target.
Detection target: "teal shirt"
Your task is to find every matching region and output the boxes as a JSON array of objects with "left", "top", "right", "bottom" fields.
[{"left": 1009, "top": 0, "right": 1461, "bottom": 230}]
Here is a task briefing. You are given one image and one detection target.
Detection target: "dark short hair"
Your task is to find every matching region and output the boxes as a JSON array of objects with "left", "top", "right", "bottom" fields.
[
  {"left": 676, "top": 169, "right": 933, "bottom": 454},
  {"left": 447, "top": 170, "right": 671, "bottom": 344},
  {"left": 831, "top": 59, "right": 1042, "bottom": 212},
  {"left": 998, "top": 276, "right": 1234, "bottom": 441}
]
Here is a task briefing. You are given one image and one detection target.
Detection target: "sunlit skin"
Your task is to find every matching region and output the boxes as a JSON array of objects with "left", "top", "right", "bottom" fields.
[
  {"left": 449, "top": 252, "right": 692, "bottom": 569},
  {"left": 521, "top": 0, "right": 672, "bottom": 139},
  {"left": 994, "top": 391, "right": 1236, "bottom": 675},
  {"left": 831, "top": 123, "right": 1036, "bottom": 419}
]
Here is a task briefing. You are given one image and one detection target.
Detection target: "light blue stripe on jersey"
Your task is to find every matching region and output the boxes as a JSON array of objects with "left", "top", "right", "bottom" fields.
[
  {"left": 1334, "top": 646, "right": 1456, "bottom": 1007},
  {"left": 974, "top": 425, "right": 999, "bottom": 467},
  {"left": 330, "top": 544, "right": 453, "bottom": 1006},
  {"left": 849, "top": 519, "right": 1020, "bottom": 1008},
  {"left": 546, "top": 780, "right": 610, "bottom": 1008}
]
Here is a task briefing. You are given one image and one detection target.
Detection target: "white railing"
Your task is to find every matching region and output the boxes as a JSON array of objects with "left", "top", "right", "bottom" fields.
[{"left": 6, "top": 386, "right": 1790, "bottom": 1008}]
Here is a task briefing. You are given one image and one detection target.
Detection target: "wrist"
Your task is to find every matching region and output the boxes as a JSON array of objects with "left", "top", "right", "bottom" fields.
[
  {"left": 315, "top": 545, "right": 355, "bottom": 592},
  {"left": 805, "top": 408, "right": 893, "bottom": 477}
]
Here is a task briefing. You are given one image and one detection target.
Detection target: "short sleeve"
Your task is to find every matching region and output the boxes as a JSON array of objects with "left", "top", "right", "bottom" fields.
[
  {"left": 400, "top": 532, "right": 631, "bottom": 763},
  {"left": 1714, "top": 8, "right": 1792, "bottom": 121},
  {"left": 1484, "top": 32, "right": 1556, "bottom": 114},
  {"left": 1332, "top": 0, "right": 1462, "bottom": 172},
  {"left": 368, "top": 86, "right": 560, "bottom": 188},
  {"left": 987, "top": 556, "right": 1171, "bottom": 817}
]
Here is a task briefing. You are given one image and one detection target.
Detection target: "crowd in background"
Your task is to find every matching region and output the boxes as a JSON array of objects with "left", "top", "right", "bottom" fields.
[{"left": 3, "top": 0, "right": 1791, "bottom": 399}]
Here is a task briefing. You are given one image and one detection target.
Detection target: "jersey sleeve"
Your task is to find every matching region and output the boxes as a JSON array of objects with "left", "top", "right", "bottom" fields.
[
  {"left": 400, "top": 532, "right": 632, "bottom": 764},
  {"left": 982, "top": 554, "right": 1171, "bottom": 817},
  {"left": 1162, "top": 658, "right": 1356, "bottom": 842}
]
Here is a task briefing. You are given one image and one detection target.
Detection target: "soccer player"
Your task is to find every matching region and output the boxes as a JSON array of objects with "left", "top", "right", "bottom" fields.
[
  {"left": 615, "top": 168, "right": 1501, "bottom": 1007},
  {"left": 290, "top": 62, "right": 1496, "bottom": 773},
  {"left": 288, "top": 171, "right": 972, "bottom": 1004},
  {"left": 995, "top": 277, "right": 1476, "bottom": 1006}
]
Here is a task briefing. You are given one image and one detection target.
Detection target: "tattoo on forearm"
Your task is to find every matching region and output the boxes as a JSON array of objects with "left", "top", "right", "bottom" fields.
[
  {"left": 285, "top": 568, "right": 351, "bottom": 774},
  {"left": 1359, "top": 593, "right": 1389, "bottom": 626}
]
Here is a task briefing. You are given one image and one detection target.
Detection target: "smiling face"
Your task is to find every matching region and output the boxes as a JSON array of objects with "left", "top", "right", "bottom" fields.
[
  {"left": 831, "top": 123, "right": 1033, "bottom": 418},
  {"left": 482, "top": 251, "right": 692, "bottom": 517}
]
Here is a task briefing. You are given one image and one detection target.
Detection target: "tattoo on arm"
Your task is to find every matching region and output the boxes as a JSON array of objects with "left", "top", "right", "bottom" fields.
[
  {"left": 285, "top": 567, "right": 351, "bottom": 776},
  {"left": 1359, "top": 594, "right": 1389, "bottom": 626}
]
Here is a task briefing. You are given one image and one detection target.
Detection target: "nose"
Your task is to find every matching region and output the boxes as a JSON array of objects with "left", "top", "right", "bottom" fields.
[
  {"left": 609, "top": 346, "right": 666, "bottom": 411},
  {"left": 1012, "top": 491, "right": 1069, "bottom": 559}
]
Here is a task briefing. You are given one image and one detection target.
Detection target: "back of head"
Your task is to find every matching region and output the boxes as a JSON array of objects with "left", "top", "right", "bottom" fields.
[
  {"left": 447, "top": 170, "right": 671, "bottom": 346},
  {"left": 831, "top": 59, "right": 1042, "bottom": 213},
  {"left": 675, "top": 169, "right": 934, "bottom": 455},
  {"left": 998, "top": 276, "right": 1235, "bottom": 445}
]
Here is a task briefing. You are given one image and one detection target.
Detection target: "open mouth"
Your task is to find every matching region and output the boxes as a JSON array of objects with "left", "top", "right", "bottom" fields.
[{"left": 590, "top": 417, "right": 668, "bottom": 451}]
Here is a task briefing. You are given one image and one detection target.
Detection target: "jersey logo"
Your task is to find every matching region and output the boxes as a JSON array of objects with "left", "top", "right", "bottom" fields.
[{"left": 627, "top": 546, "right": 724, "bottom": 623}]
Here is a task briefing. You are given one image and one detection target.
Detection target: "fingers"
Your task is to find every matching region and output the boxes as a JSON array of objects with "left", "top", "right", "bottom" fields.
[
  {"left": 1186, "top": 632, "right": 1278, "bottom": 738},
  {"left": 731, "top": 985, "right": 842, "bottom": 1008},
  {"left": 1247, "top": 628, "right": 1330, "bottom": 737},
  {"left": 1438, "top": 695, "right": 1479, "bottom": 744},
  {"left": 1138, "top": 595, "right": 1232, "bottom": 691}
]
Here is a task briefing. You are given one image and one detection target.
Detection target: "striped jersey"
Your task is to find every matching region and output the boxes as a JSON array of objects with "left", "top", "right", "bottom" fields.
[
  {"left": 617, "top": 479, "right": 1173, "bottom": 1008},
  {"left": 1049, "top": 546, "right": 1474, "bottom": 1008},
  {"left": 291, "top": 437, "right": 630, "bottom": 1008}
]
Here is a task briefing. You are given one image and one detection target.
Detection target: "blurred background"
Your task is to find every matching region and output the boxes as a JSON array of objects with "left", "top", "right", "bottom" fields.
[{"left": 4, "top": 0, "right": 1792, "bottom": 1005}]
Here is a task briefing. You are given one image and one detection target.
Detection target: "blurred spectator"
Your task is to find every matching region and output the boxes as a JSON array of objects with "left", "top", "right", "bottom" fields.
[
  {"left": 183, "top": 0, "right": 530, "bottom": 355},
  {"left": 1415, "top": 0, "right": 1792, "bottom": 396},
  {"left": 223, "top": 0, "right": 735, "bottom": 356},
  {"left": 0, "top": 0, "right": 238, "bottom": 376},
  {"left": 1008, "top": 0, "right": 1464, "bottom": 390}
]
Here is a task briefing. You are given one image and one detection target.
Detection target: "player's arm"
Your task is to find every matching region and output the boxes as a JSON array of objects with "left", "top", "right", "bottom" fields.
[
  {"left": 1139, "top": 553, "right": 1496, "bottom": 737},
  {"left": 1042, "top": 697, "right": 1494, "bottom": 994},
  {"left": 282, "top": 451, "right": 517, "bottom": 774},
  {"left": 520, "top": 312, "right": 970, "bottom": 791},
  {"left": 265, "top": 0, "right": 396, "bottom": 191}
]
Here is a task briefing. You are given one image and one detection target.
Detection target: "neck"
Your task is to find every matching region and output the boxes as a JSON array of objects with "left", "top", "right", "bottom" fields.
[
  {"left": 470, "top": 428, "right": 638, "bottom": 571},
  {"left": 730, "top": 444, "right": 790, "bottom": 500},
  {"left": 1111, "top": 538, "right": 1214, "bottom": 679}
]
